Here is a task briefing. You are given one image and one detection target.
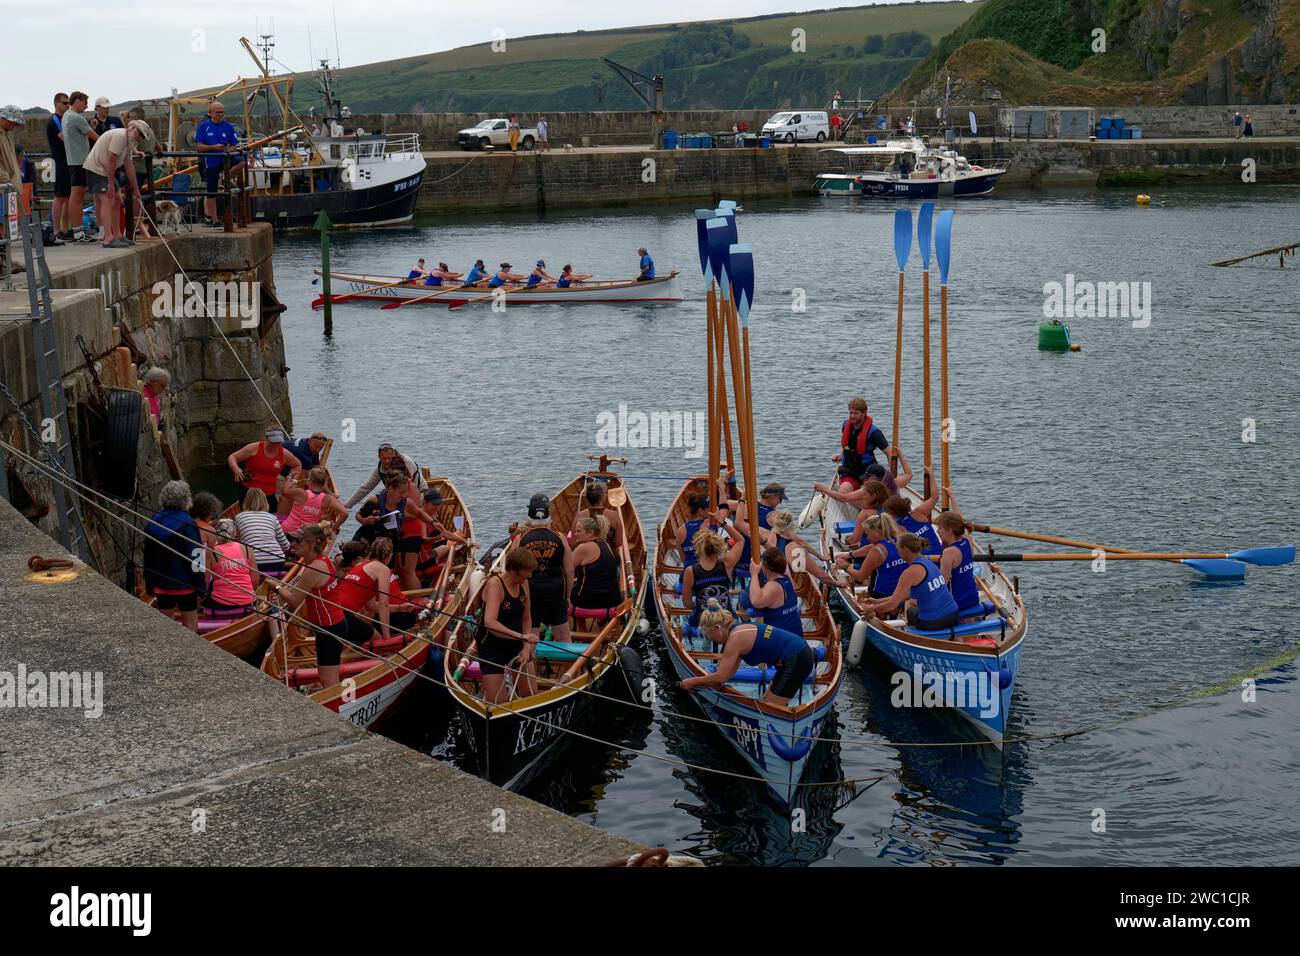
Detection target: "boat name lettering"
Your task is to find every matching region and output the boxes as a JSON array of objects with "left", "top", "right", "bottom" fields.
[
  {"left": 513, "top": 700, "right": 577, "bottom": 755},
  {"left": 726, "top": 712, "right": 765, "bottom": 769},
  {"left": 347, "top": 695, "right": 381, "bottom": 727}
]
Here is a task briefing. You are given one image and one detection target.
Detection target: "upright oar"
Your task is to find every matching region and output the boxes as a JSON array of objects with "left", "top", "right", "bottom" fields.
[
  {"left": 917, "top": 201, "right": 935, "bottom": 499},
  {"left": 934, "top": 209, "right": 955, "bottom": 509},
  {"left": 697, "top": 209, "right": 721, "bottom": 512},
  {"left": 890, "top": 209, "right": 913, "bottom": 476},
  {"left": 730, "top": 242, "right": 761, "bottom": 563}
]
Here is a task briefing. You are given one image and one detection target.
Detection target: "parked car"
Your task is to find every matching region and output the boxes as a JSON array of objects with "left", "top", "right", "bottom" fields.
[
  {"left": 457, "top": 119, "right": 540, "bottom": 150},
  {"left": 761, "top": 111, "right": 830, "bottom": 144}
]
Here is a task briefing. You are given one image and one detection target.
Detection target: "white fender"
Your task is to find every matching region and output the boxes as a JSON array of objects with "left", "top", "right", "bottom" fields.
[
  {"left": 468, "top": 566, "right": 486, "bottom": 595},
  {"left": 798, "top": 491, "right": 826, "bottom": 528},
  {"left": 636, "top": 617, "right": 651, "bottom": 635},
  {"left": 848, "top": 619, "right": 869, "bottom": 667}
]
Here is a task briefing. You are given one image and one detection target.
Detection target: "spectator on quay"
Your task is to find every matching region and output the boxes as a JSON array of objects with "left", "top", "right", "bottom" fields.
[
  {"left": 1243, "top": 114, "right": 1254, "bottom": 137},
  {"left": 45, "top": 93, "right": 72, "bottom": 243},
  {"left": 1233, "top": 111, "right": 1243, "bottom": 138},
  {"left": 195, "top": 100, "right": 244, "bottom": 226},
  {"left": 92, "top": 96, "right": 124, "bottom": 136},
  {"left": 0, "top": 106, "right": 25, "bottom": 272},
  {"left": 62, "top": 92, "right": 98, "bottom": 243},
  {"left": 831, "top": 112, "right": 843, "bottom": 140},
  {"left": 141, "top": 367, "right": 170, "bottom": 427},
  {"left": 83, "top": 119, "right": 153, "bottom": 248},
  {"left": 508, "top": 117, "right": 520, "bottom": 152},
  {"left": 537, "top": 116, "right": 550, "bottom": 152},
  {"left": 15, "top": 142, "right": 36, "bottom": 219}
]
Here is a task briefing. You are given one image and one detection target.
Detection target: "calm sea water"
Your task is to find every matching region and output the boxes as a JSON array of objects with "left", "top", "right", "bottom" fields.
[{"left": 267, "top": 186, "right": 1300, "bottom": 865}]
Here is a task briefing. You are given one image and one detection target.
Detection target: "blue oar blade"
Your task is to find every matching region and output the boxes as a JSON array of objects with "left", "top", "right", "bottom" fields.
[
  {"left": 695, "top": 209, "right": 716, "bottom": 282},
  {"left": 1227, "top": 545, "right": 1296, "bottom": 566},
  {"left": 706, "top": 217, "right": 733, "bottom": 296},
  {"left": 935, "top": 208, "right": 955, "bottom": 283},
  {"left": 917, "top": 201, "right": 935, "bottom": 270},
  {"left": 1182, "top": 558, "right": 1247, "bottom": 580},
  {"left": 729, "top": 243, "right": 755, "bottom": 324},
  {"left": 892, "top": 209, "right": 913, "bottom": 272}
]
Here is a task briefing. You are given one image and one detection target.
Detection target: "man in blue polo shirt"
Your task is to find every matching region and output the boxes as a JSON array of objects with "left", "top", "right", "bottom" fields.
[
  {"left": 195, "top": 100, "right": 244, "bottom": 226},
  {"left": 637, "top": 246, "right": 655, "bottom": 281}
]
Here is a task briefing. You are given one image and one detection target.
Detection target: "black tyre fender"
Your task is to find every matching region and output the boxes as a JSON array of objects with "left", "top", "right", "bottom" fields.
[
  {"left": 613, "top": 644, "right": 647, "bottom": 702},
  {"left": 103, "top": 387, "right": 142, "bottom": 500}
]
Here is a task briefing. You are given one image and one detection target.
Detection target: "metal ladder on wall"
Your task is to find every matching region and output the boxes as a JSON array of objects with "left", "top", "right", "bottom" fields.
[{"left": 17, "top": 216, "right": 91, "bottom": 561}]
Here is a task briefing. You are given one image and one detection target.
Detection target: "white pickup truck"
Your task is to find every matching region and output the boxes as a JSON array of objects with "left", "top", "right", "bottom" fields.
[{"left": 457, "top": 118, "right": 541, "bottom": 151}]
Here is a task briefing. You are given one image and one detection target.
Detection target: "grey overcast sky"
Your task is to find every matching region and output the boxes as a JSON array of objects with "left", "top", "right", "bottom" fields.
[{"left": 4, "top": 0, "right": 924, "bottom": 108}]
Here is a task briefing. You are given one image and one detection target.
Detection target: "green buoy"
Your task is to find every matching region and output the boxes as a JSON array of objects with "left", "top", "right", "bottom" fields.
[{"left": 1038, "top": 320, "right": 1072, "bottom": 352}]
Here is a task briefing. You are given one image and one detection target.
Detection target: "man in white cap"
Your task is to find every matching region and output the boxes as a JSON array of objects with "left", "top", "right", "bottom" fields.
[
  {"left": 92, "top": 97, "right": 124, "bottom": 137},
  {"left": 83, "top": 118, "right": 153, "bottom": 248},
  {"left": 0, "top": 105, "right": 26, "bottom": 272}
]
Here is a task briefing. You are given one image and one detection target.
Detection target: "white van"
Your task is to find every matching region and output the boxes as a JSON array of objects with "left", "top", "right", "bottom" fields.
[{"left": 762, "top": 111, "right": 830, "bottom": 144}]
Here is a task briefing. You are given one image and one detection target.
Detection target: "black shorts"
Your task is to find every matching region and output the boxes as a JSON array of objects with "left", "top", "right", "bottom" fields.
[
  {"left": 396, "top": 535, "right": 422, "bottom": 555},
  {"left": 154, "top": 590, "right": 198, "bottom": 612},
  {"left": 907, "top": 606, "right": 960, "bottom": 631},
  {"left": 770, "top": 645, "right": 816, "bottom": 698},
  {"left": 478, "top": 635, "right": 523, "bottom": 677},
  {"left": 204, "top": 163, "right": 240, "bottom": 194},
  {"left": 390, "top": 610, "right": 418, "bottom": 633},
  {"left": 85, "top": 169, "right": 110, "bottom": 195},
  {"left": 206, "top": 598, "right": 253, "bottom": 615},
  {"left": 54, "top": 160, "right": 70, "bottom": 197},
  {"left": 343, "top": 611, "right": 374, "bottom": 646},
  {"left": 529, "top": 576, "right": 569, "bottom": 627},
  {"left": 313, "top": 618, "right": 350, "bottom": 668},
  {"left": 69, "top": 165, "right": 86, "bottom": 188}
]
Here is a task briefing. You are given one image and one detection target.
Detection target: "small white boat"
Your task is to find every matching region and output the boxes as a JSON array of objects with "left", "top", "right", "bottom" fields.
[
  {"left": 815, "top": 138, "right": 1007, "bottom": 198},
  {"left": 312, "top": 270, "right": 680, "bottom": 307}
]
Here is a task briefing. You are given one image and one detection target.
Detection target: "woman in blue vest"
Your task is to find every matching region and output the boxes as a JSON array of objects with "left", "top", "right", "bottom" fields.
[
  {"left": 882, "top": 465, "right": 947, "bottom": 554},
  {"left": 422, "top": 262, "right": 461, "bottom": 287},
  {"left": 462, "top": 259, "right": 488, "bottom": 287},
  {"left": 525, "top": 260, "right": 554, "bottom": 288},
  {"left": 766, "top": 510, "right": 841, "bottom": 587},
  {"left": 406, "top": 258, "right": 428, "bottom": 281},
  {"left": 555, "top": 264, "right": 591, "bottom": 289},
  {"left": 675, "top": 493, "right": 712, "bottom": 568},
  {"left": 681, "top": 529, "right": 743, "bottom": 630},
  {"left": 863, "top": 533, "right": 960, "bottom": 631},
  {"left": 936, "top": 512, "right": 982, "bottom": 617},
  {"left": 835, "top": 513, "right": 907, "bottom": 599},
  {"left": 487, "top": 262, "right": 526, "bottom": 289},
  {"left": 748, "top": 548, "right": 803, "bottom": 635},
  {"left": 681, "top": 604, "right": 816, "bottom": 705}
]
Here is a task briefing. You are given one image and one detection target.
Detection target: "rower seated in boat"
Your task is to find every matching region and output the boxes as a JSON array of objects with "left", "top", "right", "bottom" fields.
[
  {"left": 280, "top": 467, "right": 347, "bottom": 540},
  {"left": 636, "top": 247, "right": 656, "bottom": 282},
  {"left": 407, "top": 258, "right": 429, "bottom": 281},
  {"left": 206, "top": 518, "right": 261, "bottom": 616},
  {"left": 721, "top": 479, "right": 786, "bottom": 574},
  {"left": 234, "top": 488, "right": 291, "bottom": 577},
  {"left": 525, "top": 260, "right": 554, "bottom": 288},
  {"left": 555, "top": 264, "right": 591, "bottom": 288},
  {"left": 830, "top": 396, "right": 892, "bottom": 491},
  {"left": 862, "top": 533, "right": 960, "bottom": 631},
  {"left": 519, "top": 493, "right": 574, "bottom": 644},
  {"left": 415, "top": 488, "right": 474, "bottom": 586},
  {"left": 462, "top": 259, "right": 489, "bottom": 288},
  {"left": 422, "top": 262, "right": 462, "bottom": 287},
  {"left": 936, "top": 512, "right": 985, "bottom": 619},
  {"left": 330, "top": 538, "right": 394, "bottom": 651},
  {"left": 682, "top": 529, "right": 743, "bottom": 630},
  {"left": 835, "top": 513, "right": 906, "bottom": 597},
  {"left": 382, "top": 472, "right": 440, "bottom": 592},
  {"left": 765, "top": 511, "right": 840, "bottom": 587},
  {"left": 681, "top": 604, "right": 816, "bottom": 705},
  {"left": 882, "top": 466, "right": 946, "bottom": 553},
  {"left": 274, "top": 525, "right": 351, "bottom": 689},
  {"left": 570, "top": 514, "right": 621, "bottom": 618},
  {"left": 676, "top": 493, "right": 714, "bottom": 569},
  {"left": 747, "top": 549, "right": 803, "bottom": 635},
  {"left": 488, "top": 262, "right": 526, "bottom": 289},
  {"left": 576, "top": 480, "right": 626, "bottom": 552},
  {"left": 473, "top": 548, "right": 540, "bottom": 703}
]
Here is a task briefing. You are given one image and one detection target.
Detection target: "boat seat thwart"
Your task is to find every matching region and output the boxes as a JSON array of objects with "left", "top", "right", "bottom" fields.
[{"left": 901, "top": 615, "right": 1006, "bottom": 640}]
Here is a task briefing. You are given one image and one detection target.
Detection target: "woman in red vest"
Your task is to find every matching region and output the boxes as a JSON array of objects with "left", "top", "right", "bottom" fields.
[{"left": 226, "top": 428, "right": 302, "bottom": 513}]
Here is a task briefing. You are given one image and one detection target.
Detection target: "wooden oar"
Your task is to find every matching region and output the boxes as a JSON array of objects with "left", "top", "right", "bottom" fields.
[
  {"left": 934, "top": 209, "right": 955, "bottom": 509},
  {"left": 379, "top": 283, "right": 471, "bottom": 310},
  {"left": 967, "top": 523, "right": 1295, "bottom": 567},
  {"left": 446, "top": 283, "right": 530, "bottom": 310},
  {"left": 890, "top": 209, "right": 912, "bottom": 476},
  {"left": 917, "top": 202, "right": 935, "bottom": 500},
  {"left": 973, "top": 549, "right": 1252, "bottom": 579}
]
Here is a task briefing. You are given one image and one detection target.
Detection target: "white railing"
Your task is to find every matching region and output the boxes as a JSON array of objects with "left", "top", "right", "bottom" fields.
[{"left": 382, "top": 133, "right": 422, "bottom": 159}]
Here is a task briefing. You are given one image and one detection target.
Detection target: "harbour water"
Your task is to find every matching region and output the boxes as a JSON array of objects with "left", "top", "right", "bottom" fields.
[{"left": 271, "top": 186, "right": 1299, "bottom": 865}]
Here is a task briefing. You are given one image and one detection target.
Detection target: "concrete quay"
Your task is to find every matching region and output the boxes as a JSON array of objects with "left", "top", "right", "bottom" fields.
[{"left": 0, "top": 498, "right": 644, "bottom": 866}]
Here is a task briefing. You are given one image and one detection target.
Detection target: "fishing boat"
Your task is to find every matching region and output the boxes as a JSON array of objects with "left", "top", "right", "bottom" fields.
[
  {"left": 814, "top": 484, "right": 1027, "bottom": 742},
  {"left": 445, "top": 456, "right": 647, "bottom": 788},
  {"left": 654, "top": 476, "right": 842, "bottom": 805},
  {"left": 815, "top": 140, "right": 1006, "bottom": 198},
  {"left": 258, "top": 475, "right": 477, "bottom": 730},
  {"left": 160, "top": 39, "right": 425, "bottom": 229},
  {"left": 310, "top": 270, "right": 681, "bottom": 307}
]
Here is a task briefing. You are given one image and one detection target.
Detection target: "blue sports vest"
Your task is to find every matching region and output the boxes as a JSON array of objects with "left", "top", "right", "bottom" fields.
[
  {"left": 949, "top": 537, "right": 979, "bottom": 612},
  {"left": 909, "top": 557, "right": 959, "bottom": 621},
  {"left": 899, "top": 513, "right": 942, "bottom": 552},
  {"left": 682, "top": 517, "right": 708, "bottom": 566},
  {"left": 871, "top": 539, "right": 907, "bottom": 596},
  {"left": 756, "top": 572, "right": 802, "bottom": 635},
  {"left": 741, "top": 624, "right": 807, "bottom": 667}
]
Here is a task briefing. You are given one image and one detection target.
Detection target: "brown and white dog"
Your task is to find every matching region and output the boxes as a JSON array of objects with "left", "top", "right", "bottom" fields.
[{"left": 153, "top": 200, "right": 183, "bottom": 234}]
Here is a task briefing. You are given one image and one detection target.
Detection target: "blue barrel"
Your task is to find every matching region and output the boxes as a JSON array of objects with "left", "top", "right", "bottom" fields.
[
  {"left": 662, "top": 129, "right": 678, "bottom": 150},
  {"left": 758, "top": 136, "right": 771, "bottom": 148},
  {"left": 1113, "top": 116, "right": 1126, "bottom": 130},
  {"left": 867, "top": 134, "right": 878, "bottom": 144},
  {"left": 1099, "top": 117, "right": 1112, "bottom": 128}
]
